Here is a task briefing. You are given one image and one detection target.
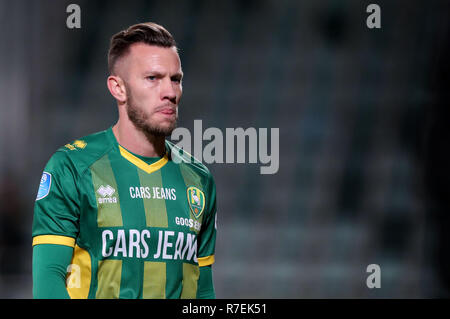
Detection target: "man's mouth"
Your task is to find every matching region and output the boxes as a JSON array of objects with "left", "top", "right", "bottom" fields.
[
  {"left": 159, "top": 108, "right": 175, "bottom": 115},
  {"left": 157, "top": 105, "right": 177, "bottom": 116}
]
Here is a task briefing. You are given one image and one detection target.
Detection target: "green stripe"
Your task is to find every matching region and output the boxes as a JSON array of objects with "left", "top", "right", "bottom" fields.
[
  {"left": 119, "top": 259, "right": 143, "bottom": 298},
  {"left": 180, "top": 263, "right": 200, "bottom": 298},
  {"left": 138, "top": 169, "right": 168, "bottom": 228},
  {"left": 165, "top": 261, "right": 183, "bottom": 298},
  {"left": 90, "top": 154, "right": 123, "bottom": 227},
  {"left": 143, "top": 261, "right": 166, "bottom": 299}
]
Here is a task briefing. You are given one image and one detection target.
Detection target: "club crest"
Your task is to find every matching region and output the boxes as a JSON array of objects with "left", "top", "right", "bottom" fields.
[{"left": 186, "top": 186, "right": 205, "bottom": 219}]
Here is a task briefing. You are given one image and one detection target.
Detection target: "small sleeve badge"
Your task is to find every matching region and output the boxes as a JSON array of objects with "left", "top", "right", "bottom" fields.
[{"left": 36, "top": 172, "right": 52, "bottom": 201}]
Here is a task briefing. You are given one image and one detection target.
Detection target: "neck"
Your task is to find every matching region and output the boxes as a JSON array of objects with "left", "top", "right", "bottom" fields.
[{"left": 112, "top": 118, "right": 166, "bottom": 158}]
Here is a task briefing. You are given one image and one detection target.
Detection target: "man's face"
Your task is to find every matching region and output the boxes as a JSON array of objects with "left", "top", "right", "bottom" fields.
[{"left": 118, "top": 43, "right": 183, "bottom": 137}]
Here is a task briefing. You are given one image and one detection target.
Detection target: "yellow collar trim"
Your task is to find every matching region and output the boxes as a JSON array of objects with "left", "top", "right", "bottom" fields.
[{"left": 119, "top": 145, "right": 168, "bottom": 174}]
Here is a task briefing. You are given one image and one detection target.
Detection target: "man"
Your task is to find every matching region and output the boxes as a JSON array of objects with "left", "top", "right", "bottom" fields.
[{"left": 32, "top": 22, "right": 217, "bottom": 299}]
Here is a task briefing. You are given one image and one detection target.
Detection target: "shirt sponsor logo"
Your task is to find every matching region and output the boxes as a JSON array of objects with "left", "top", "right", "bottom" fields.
[
  {"left": 129, "top": 186, "right": 176, "bottom": 200},
  {"left": 97, "top": 185, "right": 117, "bottom": 204},
  {"left": 101, "top": 229, "right": 197, "bottom": 263},
  {"left": 36, "top": 172, "right": 52, "bottom": 201},
  {"left": 175, "top": 216, "right": 201, "bottom": 231}
]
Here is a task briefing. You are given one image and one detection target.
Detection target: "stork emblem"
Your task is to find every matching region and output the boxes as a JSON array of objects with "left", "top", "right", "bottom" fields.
[{"left": 186, "top": 186, "right": 206, "bottom": 219}]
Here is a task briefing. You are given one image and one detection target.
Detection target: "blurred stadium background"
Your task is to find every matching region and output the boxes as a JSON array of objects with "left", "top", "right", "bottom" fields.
[{"left": 0, "top": 0, "right": 449, "bottom": 298}]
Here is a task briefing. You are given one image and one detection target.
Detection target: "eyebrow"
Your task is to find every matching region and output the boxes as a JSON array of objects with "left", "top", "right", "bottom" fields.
[
  {"left": 172, "top": 72, "right": 183, "bottom": 80},
  {"left": 144, "top": 70, "right": 183, "bottom": 79}
]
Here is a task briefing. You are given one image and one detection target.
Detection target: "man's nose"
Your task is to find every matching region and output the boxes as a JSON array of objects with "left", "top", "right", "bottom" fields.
[{"left": 160, "top": 78, "right": 177, "bottom": 102}]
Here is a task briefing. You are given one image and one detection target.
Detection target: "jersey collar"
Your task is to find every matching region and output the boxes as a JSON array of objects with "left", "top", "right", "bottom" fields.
[
  {"left": 118, "top": 145, "right": 168, "bottom": 174},
  {"left": 106, "top": 127, "right": 169, "bottom": 174}
]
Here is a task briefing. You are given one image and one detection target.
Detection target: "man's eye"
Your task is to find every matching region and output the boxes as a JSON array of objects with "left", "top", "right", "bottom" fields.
[
  {"left": 172, "top": 78, "right": 181, "bottom": 83},
  {"left": 147, "top": 76, "right": 156, "bottom": 80}
]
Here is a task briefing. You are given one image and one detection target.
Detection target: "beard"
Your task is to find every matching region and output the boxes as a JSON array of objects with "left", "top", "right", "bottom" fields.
[{"left": 126, "top": 90, "right": 178, "bottom": 140}]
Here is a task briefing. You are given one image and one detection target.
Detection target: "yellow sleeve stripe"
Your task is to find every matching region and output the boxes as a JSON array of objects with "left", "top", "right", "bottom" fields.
[
  {"left": 198, "top": 255, "right": 215, "bottom": 267},
  {"left": 32, "top": 235, "right": 76, "bottom": 248}
]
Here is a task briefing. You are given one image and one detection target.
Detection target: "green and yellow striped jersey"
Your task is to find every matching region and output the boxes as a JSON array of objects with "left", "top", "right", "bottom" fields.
[{"left": 32, "top": 127, "right": 217, "bottom": 299}]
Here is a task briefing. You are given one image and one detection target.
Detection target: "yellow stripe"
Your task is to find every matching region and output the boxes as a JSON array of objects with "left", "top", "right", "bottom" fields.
[
  {"left": 198, "top": 255, "right": 215, "bottom": 267},
  {"left": 180, "top": 263, "right": 200, "bottom": 299},
  {"left": 119, "top": 145, "right": 168, "bottom": 174},
  {"left": 67, "top": 245, "right": 92, "bottom": 299},
  {"left": 143, "top": 261, "right": 166, "bottom": 299},
  {"left": 138, "top": 169, "right": 168, "bottom": 228},
  {"left": 96, "top": 260, "right": 122, "bottom": 298},
  {"left": 91, "top": 154, "right": 123, "bottom": 227},
  {"left": 32, "top": 235, "right": 75, "bottom": 247}
]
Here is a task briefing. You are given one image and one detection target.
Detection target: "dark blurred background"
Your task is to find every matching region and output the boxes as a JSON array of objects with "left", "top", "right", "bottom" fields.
[{"left": 0, "top": 0, "right": 449, "bottom": 298}]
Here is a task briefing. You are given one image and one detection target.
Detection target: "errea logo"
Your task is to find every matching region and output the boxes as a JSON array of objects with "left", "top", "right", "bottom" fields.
[
  {"left": 97, "top": 185, "right": 117, "bottom": 204},
  {"left": 65, "top": 140, "right": 87, "bottom": 151},
  {"left": 97, "top": 185, "right": 115, "bottom": 197}
]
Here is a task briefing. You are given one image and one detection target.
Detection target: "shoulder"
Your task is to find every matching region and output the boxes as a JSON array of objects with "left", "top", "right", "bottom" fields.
[
  {"left": 165, "top": 140, "right": 216, "bottom": 195},
  {"left": 165, "top": 140, "right": 213, "bottom": 179},
  {"left": 47, "top": 129, "right": 114, "bottom": 176},
  {"left": 166, "top": 140, "right": 217, "bottom": 214}
]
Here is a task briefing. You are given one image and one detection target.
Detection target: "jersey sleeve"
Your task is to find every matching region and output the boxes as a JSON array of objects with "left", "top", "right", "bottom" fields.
[
  {"left": 196, "top": 265, "right": 215, "bottom": 299},
  {"left": 32, "top": 243, "right": 74, "bottom": 298},
  {"left": 197, "top": 174, "right": 217, "bottom": 267},
  {"left": 32, "top": 150, "right": 80, "bottom": 246}
]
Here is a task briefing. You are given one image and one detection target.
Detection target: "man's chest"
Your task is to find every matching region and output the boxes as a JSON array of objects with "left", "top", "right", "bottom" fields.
[{"left": 76, "top": 164, "right": 206, "bottom": 262}]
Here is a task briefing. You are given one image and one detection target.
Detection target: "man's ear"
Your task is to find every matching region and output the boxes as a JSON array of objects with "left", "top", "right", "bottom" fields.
[{"left": 107, "top": 75, "right": 127, "bottom": 104}]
